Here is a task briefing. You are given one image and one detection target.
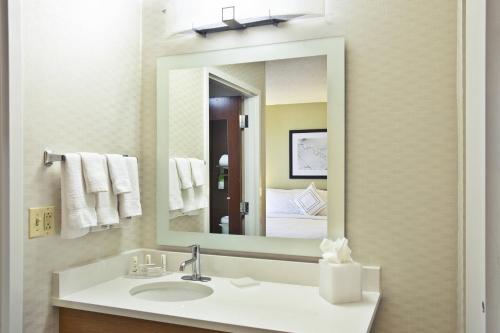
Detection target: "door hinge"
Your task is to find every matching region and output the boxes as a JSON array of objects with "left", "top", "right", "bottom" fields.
[
  {"left": 240, "top": 201, "right": 249, "bottom": 215},
  {"left": 239, "top": 115, "right": 248, "bottom": 129},
  {"left": 482, "top": 301, "right": 486, "bottom": 313}
]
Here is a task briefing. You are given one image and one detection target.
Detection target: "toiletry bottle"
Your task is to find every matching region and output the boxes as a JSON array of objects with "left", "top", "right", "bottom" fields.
[
  {"left": 161, "top": 254, "right": 167, "bottom": 273},
  {"left": 129, "top": 256, "right": 139, "bottom": 276}
]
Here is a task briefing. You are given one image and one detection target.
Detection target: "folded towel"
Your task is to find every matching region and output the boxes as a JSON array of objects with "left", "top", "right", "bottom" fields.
[
  {"left": 106, "top": 154, "right": 132, "bottom": 194},
  {"left": 96, "top": 156, "right": 119, "bottom": 226},
  {"left": 169, "top": 158, "right": 183, "bottom": 211},
  {"left": 80, "top": 152, "right": 109, "bottom": 193},
  {"left": 188, "top": 158, "right": 205, "bottom": 187},
  {"left": 118, "top": 157, "right": 142, "bottom": 218},
  {"left": 60, "top": 154, "right": 97, "bottom": 239},
  {"left": 174, "top": 158, "right": 193, "bottom": 189},
  {"left": 181, "top": 186, "right": 208, "bottom": 215}
]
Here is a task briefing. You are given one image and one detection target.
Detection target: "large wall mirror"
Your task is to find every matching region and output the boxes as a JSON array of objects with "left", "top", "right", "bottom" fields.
[{"left": 157, "top": 38, "right": 345, "bottom": 257}]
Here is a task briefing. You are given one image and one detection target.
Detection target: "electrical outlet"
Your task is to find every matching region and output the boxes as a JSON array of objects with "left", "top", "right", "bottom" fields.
[
  {"left": 43, "top": 206, "right": 56, "bottom": 236},
  {"left": 29, "top": 208, "right": 45, "bottom": 239}
]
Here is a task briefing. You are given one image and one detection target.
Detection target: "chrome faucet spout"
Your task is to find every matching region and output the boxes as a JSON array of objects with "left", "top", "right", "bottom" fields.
[
  {"left": 179, "top": 245, "right": 211, "bottom": 282},
  {"left": 179, "top": 258, "right": 195, "bottom": 272}
]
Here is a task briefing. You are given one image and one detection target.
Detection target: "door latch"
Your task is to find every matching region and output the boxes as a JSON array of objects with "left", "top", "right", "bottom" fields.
[{"left": 240, "top": 202, "right": 249, "bottom": 215}]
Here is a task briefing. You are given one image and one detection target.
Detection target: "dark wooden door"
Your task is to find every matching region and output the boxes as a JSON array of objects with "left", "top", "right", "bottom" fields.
[{"left": 209, "top": 97, "right": 243, "bottom": 235}]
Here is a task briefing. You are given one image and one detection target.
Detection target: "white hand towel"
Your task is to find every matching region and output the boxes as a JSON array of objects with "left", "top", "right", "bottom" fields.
[
  {"left": 181, "top": 188, "right": 197, "bottom": 214},
  {"left": 169, "top": 158, "right": 183, "bottom": 211},
  {"left": 174, "top": 158, "right": 193, "bottom": 189},
  {"left": 181, "top": 185, "right": 208, "bottom": 215},
  {"left": 80, "top": 152, "right": 109, "bottom": 193},
  {"left": 188, "top": 158, "right": 205, "bottom": 187},
  {"left": 60, "top": 153, "right": 97, "bottom": 239},
  {"left": 118, "top": 157, "right": 142, "bottom": 218},
  {"left": 96, "top": 156, "right": 119, "bottom": 226},
  {"left": 106, "top": 154, "right": 132, "bottom": 194}
]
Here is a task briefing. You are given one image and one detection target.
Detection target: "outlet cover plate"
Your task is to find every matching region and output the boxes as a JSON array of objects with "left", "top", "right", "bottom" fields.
[{"left": 43, "top": 206, "right": 56, "bottom": 236}]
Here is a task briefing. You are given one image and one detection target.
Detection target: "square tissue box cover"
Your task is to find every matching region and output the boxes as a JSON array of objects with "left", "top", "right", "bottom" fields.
[{"left": 319, "top": 259, "right": 362, "bottom": 304}]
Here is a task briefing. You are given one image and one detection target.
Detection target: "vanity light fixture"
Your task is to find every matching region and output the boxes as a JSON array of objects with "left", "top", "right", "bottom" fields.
[{"left": 193, "top": 6, "right": 302, "bottom": 37}]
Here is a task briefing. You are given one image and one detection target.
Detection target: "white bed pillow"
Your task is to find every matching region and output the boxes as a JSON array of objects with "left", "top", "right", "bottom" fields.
[
  {"left": 266, "top": 189, "right": 303, "bottom": 215},
  {"left": 294, "top": 183, "right": 327, "bottom": 216},
  {"left": 317, "top": 189, "right": 328, "bottom": 216}
]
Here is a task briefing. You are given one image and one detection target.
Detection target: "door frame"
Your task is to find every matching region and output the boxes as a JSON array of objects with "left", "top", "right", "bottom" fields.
[
  {"left": 1, "top": 0, "right": 23, "bottom": 332},
  {"left": 465, "top": 0, "right": 486, "bottom": 332},
  {"left": 203, "top": 67, "right": 262, "bottom": 236}
]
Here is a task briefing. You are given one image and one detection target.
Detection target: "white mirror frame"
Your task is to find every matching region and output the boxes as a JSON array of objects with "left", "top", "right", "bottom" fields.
[{"left": 157, "top": 37, "right": 345, "bottom": 257}]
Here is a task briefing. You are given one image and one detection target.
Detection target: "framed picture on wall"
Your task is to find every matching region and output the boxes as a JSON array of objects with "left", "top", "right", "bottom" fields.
[{"left": 289, "top": 129, "right": 328, "bottom": 179}]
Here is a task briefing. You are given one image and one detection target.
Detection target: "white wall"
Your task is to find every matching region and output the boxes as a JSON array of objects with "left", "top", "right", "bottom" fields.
[
  {"left": 265, "top": 56, "right": 326, "bottom": 105},
  {"left": 486, "top": 0, "right": 500, "bottom": 331},
  {"left": 22, "top": 1, "right": 143, "bottom": 332},
  {"left": 0, "top": 0, "right": 8, "bottom": 329},
  {"left": 142, "top": 1, "right": 460, "bottom": 332}
]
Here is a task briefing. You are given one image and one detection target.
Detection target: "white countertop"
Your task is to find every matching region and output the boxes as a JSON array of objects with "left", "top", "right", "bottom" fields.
[{"left": 53, "top": 271, "right": 380, "bottom": 333}]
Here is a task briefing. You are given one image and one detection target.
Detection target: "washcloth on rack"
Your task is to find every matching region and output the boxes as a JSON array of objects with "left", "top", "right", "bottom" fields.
[
  {"left": 174, "top": 158, "right": 193, "bottom": 190},
  {"left": 81, "top": 152, "right": 109, "bottom": 193},
  {"left": 96, "top": 155, "right": 119, "bottom": 226},
  {"left": 60, "top": 153, "right": 97, "bottom": 239},
  {"left": 106, "top": 154, "right": 132, "bottom": 194},
  {"left": 169, "top": 158, "right": 184, "bottom": 211},
  {"left": 188, "top": 158, "right": 206, "bottom": 187},
  {"left": 118, "top": 157, "right": 142, "bottom": 218}
]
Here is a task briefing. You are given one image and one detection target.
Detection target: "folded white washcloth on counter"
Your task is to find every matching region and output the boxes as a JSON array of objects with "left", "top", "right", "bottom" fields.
[
  {"left": 118, "top": 157, "right": 142, "bottom": 218},
  {"left": 80, "top": 152, "right": 109, "bottom": 193},
  {"left": 188, "top": 158, "right": 205, "bottom": 187},
  {"left": 106, "top": 154, "right": 132, "bottom": 194},
  {"left": 96, "top": 155, "right": 119, "bottom": 226},
  {"left": 320, "top": 237, "right": 353, "bottom": 264},
  {"left": 174, "top": 158, "right": 193, "bottom": 190},
  {"left": 60, "top": 153, "right": 97, "bottom": 239}
]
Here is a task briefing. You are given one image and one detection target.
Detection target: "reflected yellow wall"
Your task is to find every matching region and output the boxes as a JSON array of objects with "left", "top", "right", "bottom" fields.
[{"left": 265, "top": 102, "right": 327, "bottom": 190}]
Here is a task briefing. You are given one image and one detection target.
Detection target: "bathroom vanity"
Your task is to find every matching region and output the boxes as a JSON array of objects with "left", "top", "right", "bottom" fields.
[
  {"left": 51, "top": 38, "right": 382, "bottom": 333},
  {"left": 52, "top": 249, "right": 380, "bottom": 333}
]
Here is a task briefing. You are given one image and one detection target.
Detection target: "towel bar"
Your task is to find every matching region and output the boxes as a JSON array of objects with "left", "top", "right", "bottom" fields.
[{"left": 44, "top": 150, "right": 133, "bottom": 167}]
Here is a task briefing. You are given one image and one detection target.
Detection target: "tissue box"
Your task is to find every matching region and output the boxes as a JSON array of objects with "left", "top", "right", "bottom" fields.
[{"left": 319, "top": 259, "right": 362, "bottom": 304}]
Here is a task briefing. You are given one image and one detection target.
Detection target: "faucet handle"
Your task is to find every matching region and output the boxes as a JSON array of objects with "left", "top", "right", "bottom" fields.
[{"left": 188, "top": 244, "right": 200, "bottom": 255}]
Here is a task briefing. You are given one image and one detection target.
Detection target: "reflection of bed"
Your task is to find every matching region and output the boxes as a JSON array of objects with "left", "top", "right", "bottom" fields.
[{"left": 266, "top": 214, "right": 327, "bottom": 239}]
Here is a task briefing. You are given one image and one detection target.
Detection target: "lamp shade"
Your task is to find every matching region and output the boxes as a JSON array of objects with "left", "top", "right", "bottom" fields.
[{"left": 163, "top": 0, "right": 325, "bottom": 36}]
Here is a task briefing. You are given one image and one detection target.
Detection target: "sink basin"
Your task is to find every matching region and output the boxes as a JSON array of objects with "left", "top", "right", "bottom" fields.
[{"left": 130, "top": 281, "right": 214, "bottom": 302}]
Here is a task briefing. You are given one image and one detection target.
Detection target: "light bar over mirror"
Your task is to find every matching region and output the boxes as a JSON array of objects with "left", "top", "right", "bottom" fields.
[{"left": 162, "top": 0, "right": 325, "bottom": 37}]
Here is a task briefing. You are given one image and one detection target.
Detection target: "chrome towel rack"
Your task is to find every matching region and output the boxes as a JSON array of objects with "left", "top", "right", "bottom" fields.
[{"left": 44, "top": 150, "right": 132, "bottom": 167}]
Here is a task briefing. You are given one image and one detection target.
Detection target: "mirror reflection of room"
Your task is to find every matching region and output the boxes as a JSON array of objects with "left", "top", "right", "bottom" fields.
[
  {"left": 168, "top": 56, "right": 327, "bottom": 240},
  {"left": 265, "top": 56, "right": 328, "bottom": 240}
]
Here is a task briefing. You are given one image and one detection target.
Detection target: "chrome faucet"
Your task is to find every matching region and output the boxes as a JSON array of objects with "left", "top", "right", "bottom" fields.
[{"left": 179, "top": 244, "right": 211, "bottom": 282}]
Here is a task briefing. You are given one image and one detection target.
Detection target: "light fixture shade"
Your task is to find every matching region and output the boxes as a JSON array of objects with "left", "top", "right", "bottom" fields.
[{"left": 163, "top": 0, "right": 325, "bottom": 36}]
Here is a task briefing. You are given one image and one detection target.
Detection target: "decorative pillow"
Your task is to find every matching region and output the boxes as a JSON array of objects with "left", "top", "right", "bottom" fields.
[
  {"left": 266, "top": 189, "right": 303, "bottom": 215},
  {"left": 294, "top": 183, "right": 327, "bottom": 216}
]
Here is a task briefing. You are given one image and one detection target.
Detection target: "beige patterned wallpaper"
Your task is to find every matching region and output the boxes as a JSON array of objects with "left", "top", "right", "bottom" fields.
[
  {"left": 22, "top": 0, "right": 143, "bottom": 332},
  {"left": 19, "top": 0, "right": 459, "bottom": 332},
  {"left": 142, "top": 1, "right": 459, "bottom": 333},
  {"left": 168, "top": 68, "right": 206, "bottom": 232}
]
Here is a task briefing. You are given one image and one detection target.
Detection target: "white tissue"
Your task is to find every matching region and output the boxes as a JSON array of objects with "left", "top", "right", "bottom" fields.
[{"left": 320, "top": 238, "right": 353, "bottom": 264}]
